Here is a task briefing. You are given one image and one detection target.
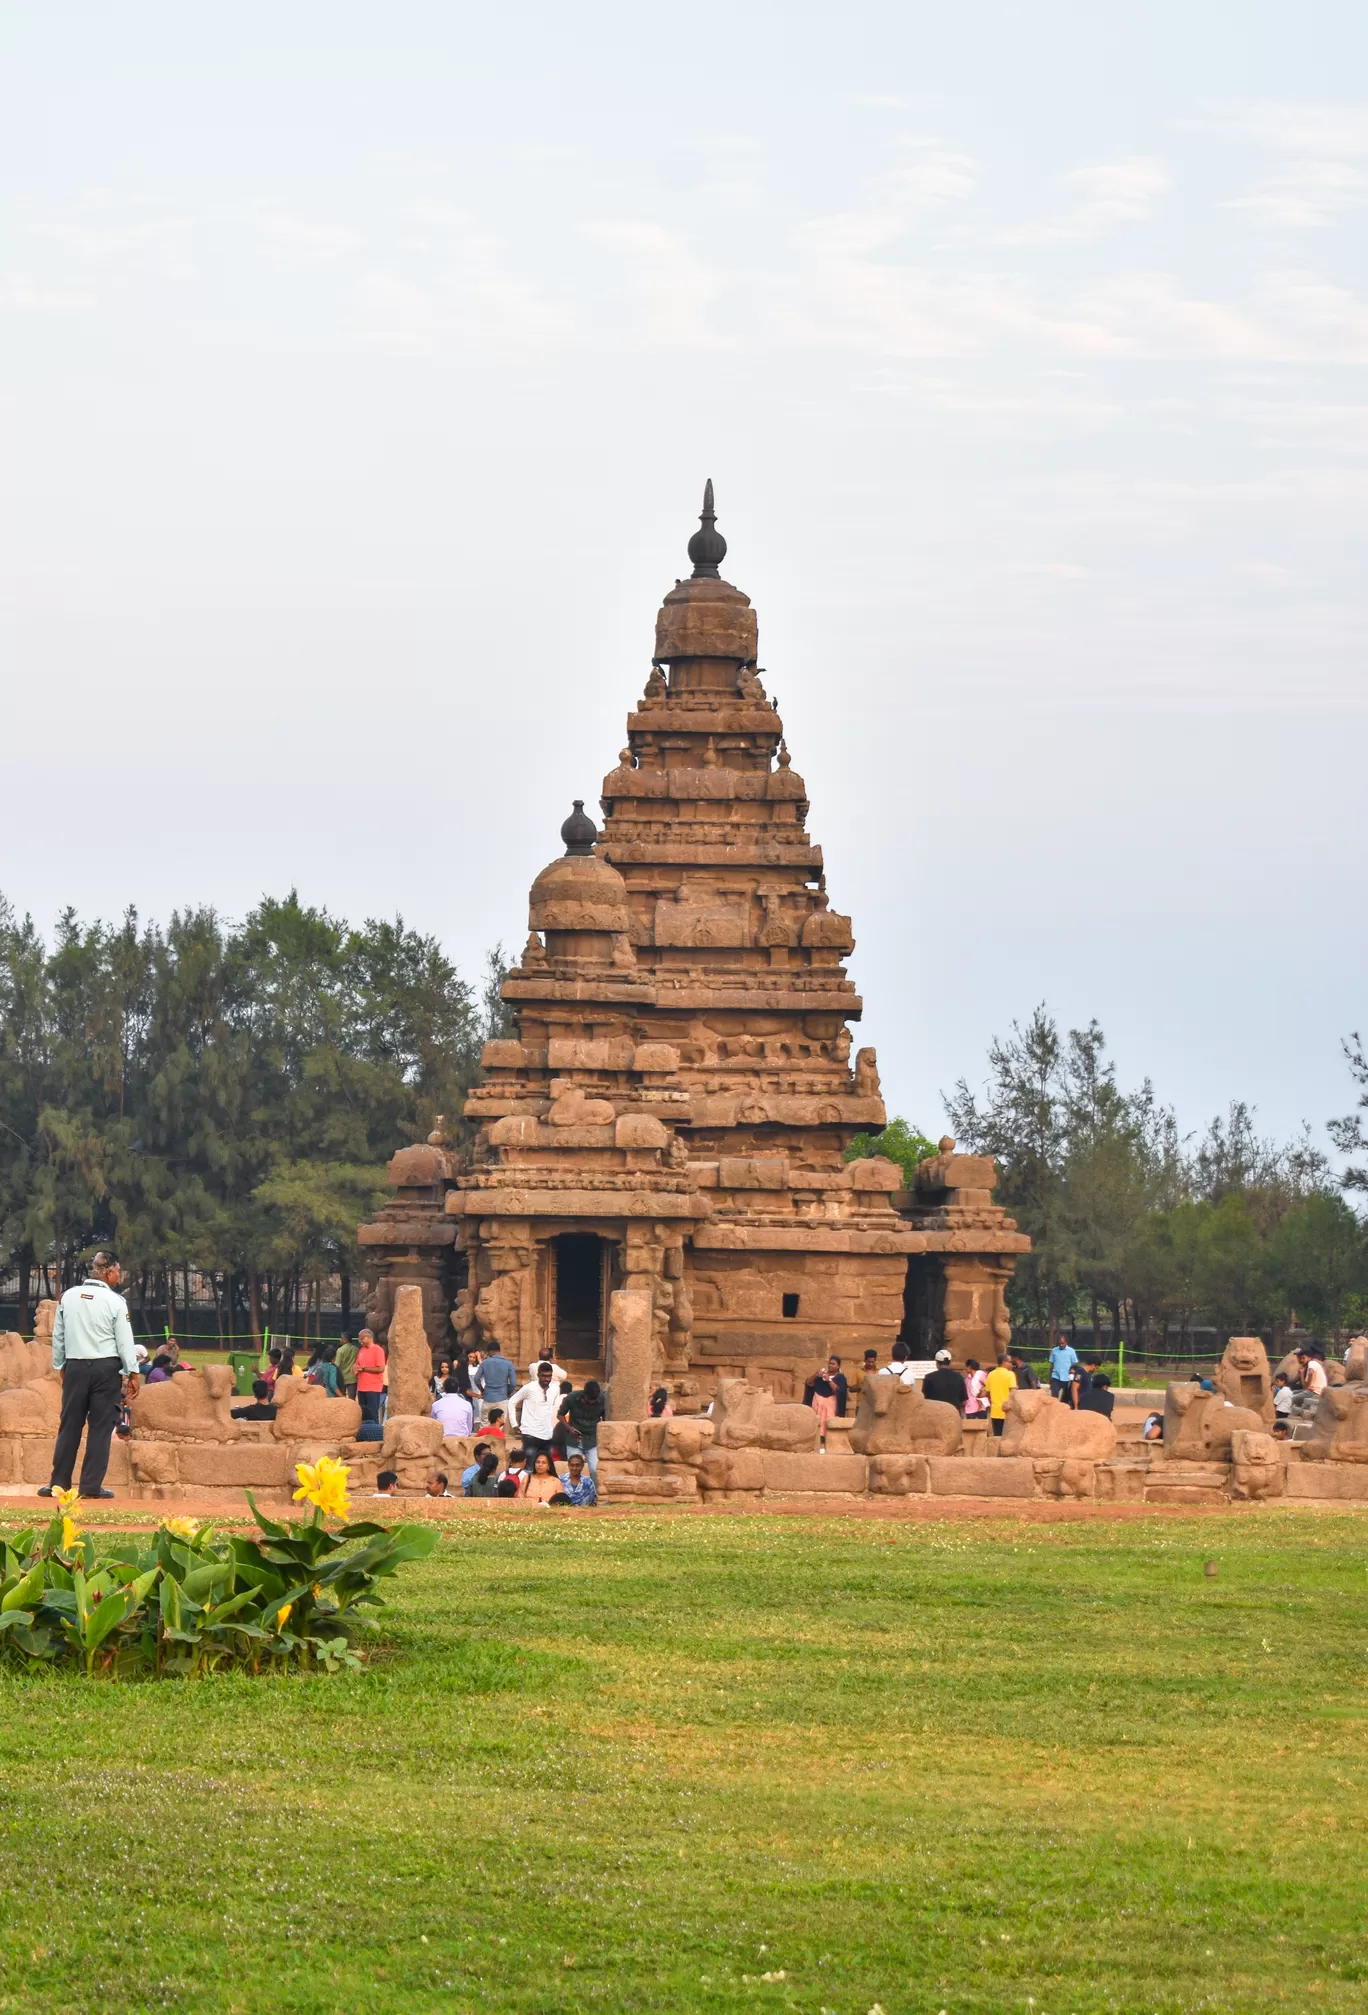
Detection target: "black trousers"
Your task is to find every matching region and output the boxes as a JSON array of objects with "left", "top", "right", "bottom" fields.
[{"left": 50, "top": 1358, "right": 124, "bottom": 1494}]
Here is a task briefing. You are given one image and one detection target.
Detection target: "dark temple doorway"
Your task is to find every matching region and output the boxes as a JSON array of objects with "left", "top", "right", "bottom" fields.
[
  {"left": 901, "top": 1256, "right": 942, "bottom": 1359},
  {"left": 553, "top": 1234, "right": 604, "bottom": 1359}
]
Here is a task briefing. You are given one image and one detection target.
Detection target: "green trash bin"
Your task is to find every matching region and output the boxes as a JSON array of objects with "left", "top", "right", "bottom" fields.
[{"left": 228, "top": 1350, "right": 259, "bottom": 1396}]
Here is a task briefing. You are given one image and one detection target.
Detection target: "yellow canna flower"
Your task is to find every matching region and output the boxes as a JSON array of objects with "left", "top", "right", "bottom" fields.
[
  {"left": 161, "top": 1516, "right": 200, "bottom": 1541},
  {"left": 275, "top": 1601, "right": 293, "bottom": 1630},
  {"left": 61, "top": 1516, "right": 82, "bottom": 1551},
  {"left": 54, "top": 1486, "right": 80, "bottom": 1517},
  {"left": 292, "top": 1455, "right": 351, "bottom": 1521}
]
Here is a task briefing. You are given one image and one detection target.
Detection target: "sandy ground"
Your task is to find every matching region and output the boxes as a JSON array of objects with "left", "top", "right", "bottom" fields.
[{"left": 0, "top": 1486, "right": 1355, "bottom": 1529}]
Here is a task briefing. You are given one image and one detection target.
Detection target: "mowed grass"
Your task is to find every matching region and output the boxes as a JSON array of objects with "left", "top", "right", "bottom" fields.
[{"left": 1, "top": 1510, "right": 1367, "bottom": 2014}]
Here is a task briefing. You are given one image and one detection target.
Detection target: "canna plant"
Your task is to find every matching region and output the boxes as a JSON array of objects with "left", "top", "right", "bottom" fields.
[{"left": 0, "top": 1464, "right": 436, "bottom": 1679}]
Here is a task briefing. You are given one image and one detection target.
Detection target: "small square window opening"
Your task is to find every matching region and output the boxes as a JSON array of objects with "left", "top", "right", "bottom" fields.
[{"left": 781, "top": 1293, "right": 800, "bottom": 1319}]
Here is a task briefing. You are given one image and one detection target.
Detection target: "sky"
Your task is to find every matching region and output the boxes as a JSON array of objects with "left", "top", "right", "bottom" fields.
[{"left": 1, "top": 2, "right": 1365, "bottom": 1157}]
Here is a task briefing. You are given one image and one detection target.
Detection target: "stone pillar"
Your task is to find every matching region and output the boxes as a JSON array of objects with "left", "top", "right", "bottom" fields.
[
  {"left": 387, "top": 1283, "right": 434, "bottom": 1418},
  {"left": 606, "top": 1288, "right": 653, "bottom": 1420}
]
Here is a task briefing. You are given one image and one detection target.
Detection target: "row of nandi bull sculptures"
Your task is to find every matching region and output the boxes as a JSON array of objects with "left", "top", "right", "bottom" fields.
[{"left": 2, "top": 1302, "right": 1367, "bottom": 1505}]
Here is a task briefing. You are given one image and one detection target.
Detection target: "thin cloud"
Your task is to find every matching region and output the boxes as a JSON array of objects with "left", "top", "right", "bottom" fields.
[{"left": 1003, "top": 156, "right": 1170, "bottom": 244}]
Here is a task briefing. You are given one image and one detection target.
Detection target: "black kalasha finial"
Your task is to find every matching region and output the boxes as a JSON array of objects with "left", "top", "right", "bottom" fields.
[
  {"left": 561, "top": 799, "right": 597, "bottom": 856},
  {"left": 687, "top": 477, "right": 727, "bottom": 579}
]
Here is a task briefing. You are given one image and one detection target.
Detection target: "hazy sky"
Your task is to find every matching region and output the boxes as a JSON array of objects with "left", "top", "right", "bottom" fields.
[{"left": 2, "top": 3, "right": 1365, "bottom": 1155}]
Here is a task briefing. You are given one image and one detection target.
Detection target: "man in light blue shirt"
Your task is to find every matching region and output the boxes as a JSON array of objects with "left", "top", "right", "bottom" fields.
[
  {"left": 1048, "top": 1334, "right": 1080, "bottom": 1400},
  {"left": 41, "top": 1252, "right": 140, "bottom": 1500}
]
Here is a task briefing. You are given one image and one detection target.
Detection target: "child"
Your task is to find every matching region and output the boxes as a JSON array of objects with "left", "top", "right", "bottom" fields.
[{"left": 1272, "top": 1372, "right": 1294, "bottom": 1423}]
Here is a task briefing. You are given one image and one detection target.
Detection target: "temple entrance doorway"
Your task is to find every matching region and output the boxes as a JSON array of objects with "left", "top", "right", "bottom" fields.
[
  {"left": 900, "top": 1256, "right": 942, "bottom": 1359},
  {"left": 552, "top": 1234, "right": 605, "bottom": 1360}
]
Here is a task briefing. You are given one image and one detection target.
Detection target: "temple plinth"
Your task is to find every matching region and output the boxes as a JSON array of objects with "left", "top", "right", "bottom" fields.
[{"left": 361, "top": 486, "right": 1027, "bottom": 1399}]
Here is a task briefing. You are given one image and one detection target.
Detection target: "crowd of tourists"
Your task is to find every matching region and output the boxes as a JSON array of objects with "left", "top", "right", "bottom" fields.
[{"left": 792, "top": 1335, "right": 1117, "bottom": 1441}]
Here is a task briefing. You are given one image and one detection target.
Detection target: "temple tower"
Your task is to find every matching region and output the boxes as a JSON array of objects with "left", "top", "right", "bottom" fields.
[{"left": 361, "top": 486, "right": 1027, "bottom": 1402}]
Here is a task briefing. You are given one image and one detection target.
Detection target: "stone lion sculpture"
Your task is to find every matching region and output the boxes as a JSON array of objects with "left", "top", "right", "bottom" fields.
[
  {"left": 1214, "top": 1336, "right": 1275, "bottom": 1424},
  {"left": 1162, "top": 1382, "right": 1264, "bottom": 1460},
  {"left": 1301, "top": 1383, "right": 1368, "bottom": 1463},
  {"left": 847, "top": 1375, "right": 962, "bottom": 1456},
  {"left": 710, "top": 1378, "right": 819, "bottom": 1452},
  {"left": 999, "top": 1390, "right": 1116, "bottom": 1460}
]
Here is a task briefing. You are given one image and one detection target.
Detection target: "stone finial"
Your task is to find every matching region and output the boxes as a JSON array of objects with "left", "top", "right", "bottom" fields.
[
  {"left": 687, "top": 478, "right": 727, "bottom": 579},
  {"left": 560, "top": 799, "right": 598, "bottom": 856},
  {"left": 938, "top": 1135, "right": 955, "bottom": 1154}
]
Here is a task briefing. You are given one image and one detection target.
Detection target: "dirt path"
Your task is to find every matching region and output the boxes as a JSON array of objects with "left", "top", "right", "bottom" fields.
[{"left": 0, "top": 1486, "right": 1355, "bottom": 1530}]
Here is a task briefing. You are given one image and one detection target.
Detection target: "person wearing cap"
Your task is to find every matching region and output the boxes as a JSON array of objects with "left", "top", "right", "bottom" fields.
[
  {"left": 983, "top": 1355, "right": 1018, "bottom": 1437},
  {"left": 40, "top": 1251, "right": 139, "bottom": 1501},
  {"left": 921, "top": 1350, "right": 968, "bottom": 1412}
]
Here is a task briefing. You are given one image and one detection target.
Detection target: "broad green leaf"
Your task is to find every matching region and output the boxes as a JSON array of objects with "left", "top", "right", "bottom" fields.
[{"left": 2, "top": 1564, "right": 43, "bottom": 1614}]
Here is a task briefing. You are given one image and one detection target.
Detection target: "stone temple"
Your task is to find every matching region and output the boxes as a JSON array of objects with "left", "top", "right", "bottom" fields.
[{"left": 359, "top": 486, "right": 1028, "bottom": 1411}]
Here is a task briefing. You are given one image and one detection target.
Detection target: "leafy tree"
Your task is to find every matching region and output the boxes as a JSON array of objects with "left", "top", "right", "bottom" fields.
[
  {"left": 0, "top": 891, "right": 493, "bottom": 1341},
  {"left": 844, "top": 1116, "right": 938, "bottom": 1186}
]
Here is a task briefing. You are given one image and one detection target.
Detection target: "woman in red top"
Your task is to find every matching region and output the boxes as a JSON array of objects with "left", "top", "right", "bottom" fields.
[{"left": 354, "top": 1328, "right": 388, "bottom": 1425}]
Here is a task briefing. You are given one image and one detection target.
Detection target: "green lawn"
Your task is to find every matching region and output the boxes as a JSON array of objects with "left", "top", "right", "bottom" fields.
[{"left": 1, "top": 1508, "right": 1366, "bottom": 2014}]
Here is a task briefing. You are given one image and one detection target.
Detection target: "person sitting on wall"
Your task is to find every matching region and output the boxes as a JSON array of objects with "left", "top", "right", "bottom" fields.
[
  {"left": 145, "top": 1354, "right": 174, "bottom": 1385},
  {"left": 230, "top": 1378, "right": 278, "bottom": 1421},
  {"left": 264, "top": 1348, "right": 284, "bottom": 1393},
  {"left": 1078, "top": 1372, "right": 1114, "bottom": 1419},
  {"left": 560, "top": 1450, "right": 597, "bottom": 1507},
  {"left": 372, "top": 1470, "right": 399, "bottom": 1497},
  {"left": 921, "top": 1349, "right": 968, "bottom": 1412},
  {"left": 465, "top": 1450, "right": 503, "bottom": 1498},
  {"left": 648, "top": 1387, "right": 674, "bottom": 1420},
  {"left": 523, "top": 1450, "right": 569, "bottom": 1507},
  {"left": 431, "top": 1376, "right": 474, "bottom": 1438},
  {"left": 425, "top": 1473, "right": 450, "bottom": 1499},
  {"left": 479, "top": 1407, "right": 507, "bottom": 1440},
  {"left": 1142, "top": 1412, "right": 1164, "bottom": 1441},
  {"left": 1296, "top": 1348, "right": 1328, "bottom": 1397}
]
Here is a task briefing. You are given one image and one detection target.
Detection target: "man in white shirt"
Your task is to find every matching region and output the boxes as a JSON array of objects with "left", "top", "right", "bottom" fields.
[
  {"left": 509, "top": 1360, "right": 564, "bottom": 1467},
  {"left": 41, "top": 1251, "right": 140, "bottom": 1500},
  {"left": 431, "top": 1378, "right": 474, "bottom": 1437}
]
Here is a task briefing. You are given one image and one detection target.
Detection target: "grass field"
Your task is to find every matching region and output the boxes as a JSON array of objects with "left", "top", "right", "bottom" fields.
[{"left": 1, "top": 1508, "right": 1366, "bottom": 2014}]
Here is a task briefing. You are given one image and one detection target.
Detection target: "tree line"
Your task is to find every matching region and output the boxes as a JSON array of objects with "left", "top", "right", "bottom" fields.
[
  {"left": 935, "top": 1006, "right": 1368, "bottom": 1350},
  {"left": 0, "top": 892, "right": 509, "bottom": 1339}
]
